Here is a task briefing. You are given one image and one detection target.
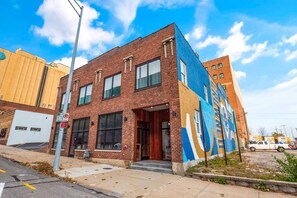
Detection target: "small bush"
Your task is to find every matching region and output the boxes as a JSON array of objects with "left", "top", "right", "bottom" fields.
[
  {"left": 274, "top": 152, "right": 297, "bottom": 182},
  {"left": 256, "top": 182, "right": 269, "bottom": 192},
  {"left": 217, "top": 177, "right": 227, "bottom": 185}
]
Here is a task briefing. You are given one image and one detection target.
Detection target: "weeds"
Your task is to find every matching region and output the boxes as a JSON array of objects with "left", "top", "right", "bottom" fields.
[
  {"left": 256, "top": 182, "right": 269, "bottom": 192},
  {"left": 274, "top": 152, "right": 297, "bottom": 182}
]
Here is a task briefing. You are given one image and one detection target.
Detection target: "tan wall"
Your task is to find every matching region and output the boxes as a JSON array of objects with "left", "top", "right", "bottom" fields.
[
  {"left": 0, "top": 48, "right": 68, "bottom": 110},
  {"left": 39, "top": 63, "right": 69, "bottom": 109}
]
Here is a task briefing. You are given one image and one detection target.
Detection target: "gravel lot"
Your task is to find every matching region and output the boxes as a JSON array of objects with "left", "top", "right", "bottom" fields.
[{"left": 242, "top": 150, "right": 297, "bottom": 170}]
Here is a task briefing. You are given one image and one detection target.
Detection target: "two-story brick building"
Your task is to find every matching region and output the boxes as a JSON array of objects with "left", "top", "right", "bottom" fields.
[{"left": 49, "top": 24, "right": 238, "bottom": 174}]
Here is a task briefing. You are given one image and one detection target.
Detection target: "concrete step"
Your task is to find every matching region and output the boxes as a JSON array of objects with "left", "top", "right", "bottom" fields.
[
  {"left": 130, "top": 164, "right": 173, "bottom": 174},
  {"left": 133, "top": 162, "right": 172, "bottom": 169}
]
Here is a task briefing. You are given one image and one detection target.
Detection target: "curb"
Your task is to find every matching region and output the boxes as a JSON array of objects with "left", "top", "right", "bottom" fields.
[{"left": 190, "top": 173, "right": 297, "bottom": 195}]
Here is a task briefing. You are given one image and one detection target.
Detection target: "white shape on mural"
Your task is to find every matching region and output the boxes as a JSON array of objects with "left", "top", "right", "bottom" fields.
[{"left": 186, "top": 113, "right": 199, "bottom": 159}]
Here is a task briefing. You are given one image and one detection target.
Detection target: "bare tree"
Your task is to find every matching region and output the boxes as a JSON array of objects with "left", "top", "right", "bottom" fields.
[{"left": 258, "top": 127, "right": 267, "bottom": 136}]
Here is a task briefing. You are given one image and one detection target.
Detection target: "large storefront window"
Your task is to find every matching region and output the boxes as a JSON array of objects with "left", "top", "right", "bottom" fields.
[
  {"left": 52, "top": 123, "right": 67, "bottom": 149},
  {"left": 71, "top": 118, "right": 90, "bottom": 150},
  {"left": 97, "top": 112, "right": 122, "bottom": 150}
]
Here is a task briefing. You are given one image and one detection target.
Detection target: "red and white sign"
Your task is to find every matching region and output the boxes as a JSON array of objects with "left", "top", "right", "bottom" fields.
[
  {"left": 61, "top": 122, "right": 67, "bottom": 129},
  {"left": 62, "top": 113, "right": 69, "bottom": 122}
]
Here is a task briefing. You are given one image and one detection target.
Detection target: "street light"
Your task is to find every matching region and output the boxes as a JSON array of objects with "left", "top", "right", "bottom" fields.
[{"left": 53, "top": 0, "right": 84, "bottom": 171}]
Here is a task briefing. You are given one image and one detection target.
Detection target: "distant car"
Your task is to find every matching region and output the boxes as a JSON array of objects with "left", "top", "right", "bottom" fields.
[
  {"left": 248, "top": 141, "right": 290, "bottom": 152},
  {"left": 288, "top": 141, "right": 297, "bottom": 150}
]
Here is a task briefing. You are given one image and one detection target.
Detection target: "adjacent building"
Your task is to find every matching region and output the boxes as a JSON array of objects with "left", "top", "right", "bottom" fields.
[
  {"left": 0, "top": 101, "right": 54, "bottom": 145},
  {"left": 0, "top": 48, "right": 69, "bottom": 110},
  {"left": 203, "top": 56, "right": 249, "bottom": 147},
  {"left": 49, "top": 24, "right": 238, "bottom": 174}
]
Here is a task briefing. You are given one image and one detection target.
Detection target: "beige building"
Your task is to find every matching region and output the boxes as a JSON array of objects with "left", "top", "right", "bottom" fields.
[{"left": 0, "top": 48, "right": 69, "bottom": 109}]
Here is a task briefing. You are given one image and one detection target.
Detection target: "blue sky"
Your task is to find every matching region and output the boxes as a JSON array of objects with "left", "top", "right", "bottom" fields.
[{"left": 1, "top": 0, "right": 297, "bottom": 137}]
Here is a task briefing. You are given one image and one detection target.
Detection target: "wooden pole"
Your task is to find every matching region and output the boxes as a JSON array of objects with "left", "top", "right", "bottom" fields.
[
  {"left": 233, "top": 111, "right": 242, "bottom": 162},
  {"left": 218, "top": 105, "right": 228, "bottom": 165},
  {"left": 199, "top": 101, "right": 208, "bottom": 168}
]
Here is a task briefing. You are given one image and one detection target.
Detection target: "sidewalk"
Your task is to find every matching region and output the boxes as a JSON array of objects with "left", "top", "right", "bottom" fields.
[{"left": 0, "top": 145, "right": 295, "bottom": 198}]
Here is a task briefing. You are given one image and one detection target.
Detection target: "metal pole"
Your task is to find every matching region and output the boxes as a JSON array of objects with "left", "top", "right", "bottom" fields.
[
  {"left": 199, "top": 101, "right": 208, "bottom": 168},
  {"left": 53, "top": 3, "right": 84, "bottom": 171},
  {"left": 218, "top": 106, "right": 227, "bottom": 166},
  {"left": 233, "top": 111, "right": 242, "bottom": 162}
]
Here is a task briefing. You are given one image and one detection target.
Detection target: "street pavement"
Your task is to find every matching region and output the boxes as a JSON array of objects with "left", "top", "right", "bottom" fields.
[
  {"left": 0, "top": 145, "right": 296, "bottom": 198},
  {"left": 0, "top": 157, "right": 111, "bottom": 198}
]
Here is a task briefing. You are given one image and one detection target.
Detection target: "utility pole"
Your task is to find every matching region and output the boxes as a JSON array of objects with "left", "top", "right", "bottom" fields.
[
  {"left": 53, "top": 0, "right": 84, "bottom": 171},
  {"left": 281, "top": 125, "right": 287, "bottom": 137}
]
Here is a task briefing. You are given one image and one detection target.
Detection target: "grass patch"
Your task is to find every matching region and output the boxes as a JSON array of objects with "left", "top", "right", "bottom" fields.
[{"left": 187, "top": 152, "right": 291, "bottom": 182}]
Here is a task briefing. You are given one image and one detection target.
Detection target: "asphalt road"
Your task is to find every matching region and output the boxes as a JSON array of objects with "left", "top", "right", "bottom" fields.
[{"left": 0, "top": 157, "right": 113, "bottom": 198}]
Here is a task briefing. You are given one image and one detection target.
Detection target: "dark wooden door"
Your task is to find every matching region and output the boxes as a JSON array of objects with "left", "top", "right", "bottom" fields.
[{"left": 137, "top": 121, "right": 150, "bottom": 160}]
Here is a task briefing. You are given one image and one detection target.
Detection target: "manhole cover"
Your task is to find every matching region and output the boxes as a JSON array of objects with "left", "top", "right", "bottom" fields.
[{"left": 103, "top": 167, "right": 112, "bottom": 170}]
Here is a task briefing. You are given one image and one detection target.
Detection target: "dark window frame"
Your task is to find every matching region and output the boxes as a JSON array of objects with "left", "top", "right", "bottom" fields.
[
  {"left": 219, "top": 73, "right": 224, "bottom": 78},
  {"left": 71, "top": 117, "right": 90, "bottom": 150},
  {"left": 96, "top": 112, "right": 123, "bottom": 150},
  {"left": 60, "top": 92, "right": 71, "bottom": 110},
  {"left": 211, "top": 65, "right": 216, "bottom": 70},
  {"left": 52, "top": 123, "right": 67, "bottom": 149},
  {"left": 0, "top": 128, "right": 8, "bottom": 138},
  {"left": 77, "top": 84, "right": 92, "bottom": 106},
  {"left": 213, "top": 74, "right": 218, "bottom": 80},
  {"left": 135, "top": 58, "right": 161, "bottom": 91},
  {"left": 218, "top": 63, "right": 223, "bottom": 69},
  {"left": 103, "top": 72, "right": 122, "bottom": 100}
]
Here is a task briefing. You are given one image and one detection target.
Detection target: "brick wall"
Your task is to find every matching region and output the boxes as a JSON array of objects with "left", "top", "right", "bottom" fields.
[
  {"left": 203, "top": 56, "right": 249, "bottom": 144},
  {"left": 49, "top": 24, "right": 183, "bottom": 163}
]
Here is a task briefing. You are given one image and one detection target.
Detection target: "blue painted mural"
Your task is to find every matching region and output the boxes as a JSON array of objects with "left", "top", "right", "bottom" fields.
[{"left": 175, "top": 24, "right": 237, "bottom": 165}]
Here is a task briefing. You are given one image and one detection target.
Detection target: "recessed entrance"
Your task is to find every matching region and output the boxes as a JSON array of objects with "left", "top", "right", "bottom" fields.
[{"left": 134, "top": 104, "right": 171, "bottom": 162}]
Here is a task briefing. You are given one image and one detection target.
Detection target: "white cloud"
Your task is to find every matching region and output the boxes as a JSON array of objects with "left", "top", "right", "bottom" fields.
[
  {"left": 33, "top": 0, "right": 116, "bottom": 55},
  {"left": 284, "top": 49, "right": 297, "bottom": 61},
  {"left": 244, "top": 77, "right": 297, "bottom": 135},
  {"left": 91, "top": 0, "right": 194, "bottom": 30},
  {"left": 54, "top": 56, "right": 88, "bottom": 70},
  {"left": 196, "top": 21, "right": 275, "bottom": 64},
  {"left": 241, "top": 41, "right": 267, "bottom": 64},
  {"left": 234, "top": 71, "right": 247, "bottom": 80},
  {"left": 288, "top": 69, "right": 297, "bottom": 76},
  {"left": 283, "top": 34, "right": 297, "bottom": 46}
]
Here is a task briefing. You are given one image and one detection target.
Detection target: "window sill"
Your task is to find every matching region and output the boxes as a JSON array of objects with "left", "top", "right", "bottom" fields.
[
  {"left": 74, "top": 149, "right": 86, "bottom": 151},
  {"left": 77, "top": 102, "right": 91, "bottom": 107},
  {"left": 94, "top": 149, "right": 122, "bottom": 153},
  {"left": 51, "top": 148, "right": 65, "bottom": 151},
  {"left": 180, "top": 82, "right": 189, "bottom": 89},
  {"left": 102, "top": 95, "right": 121, "bottom": 101},
  {"left": 134, "top": 83, "right": 161, "bottom": 93}
]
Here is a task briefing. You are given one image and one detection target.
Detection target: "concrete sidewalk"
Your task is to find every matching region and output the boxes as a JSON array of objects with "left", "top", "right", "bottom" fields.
[{"left": 0, "top": 145, "right": 295, "bottom": 198}]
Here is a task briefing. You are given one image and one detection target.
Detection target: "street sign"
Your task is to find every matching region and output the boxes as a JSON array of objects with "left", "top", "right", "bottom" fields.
[
  {"left": 60, "top": 122, "right": 67, "bottom": 129},
  {"left": 56, "top": 112, "right": 63, "bottom": 122},
  {"left": 0, "top": 52, "right": 5, "bottom": 60},
  {"left": 62, "top": 113, "right": 69, "bottom": 122}
]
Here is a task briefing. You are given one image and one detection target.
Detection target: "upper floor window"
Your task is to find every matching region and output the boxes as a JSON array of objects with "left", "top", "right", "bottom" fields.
[
  {"left": 219, "top": 73, "right": 224, "bottom": 78},
  {"left": 78, "top": 84, "right": 92, "bottom": 105},
  {"left": 223, "top": 85, "right": 227, "bottom": 90},
  {"left": 104, "top": 73, "right": 121, "bottom": 99},
  {"left": 136, "top": 59, "right": 161, "bottom": 89},
  {"left": 204, "top": 85, "right": 209, "bottom": 103},
  {"left": 61, "top": 92, "right": 71, "bottom": 110},
  {"left": 218, "top": 63, "right": 223, "bottom": 69},
  {"left": 180, "top": 59, "right": 188, "bottom": 85},
  {"left": 213, "top": 74, "right": 218, "bottom": 80},
  {"left": 211, "top": 65, "right": 216, "bottom": 70}
]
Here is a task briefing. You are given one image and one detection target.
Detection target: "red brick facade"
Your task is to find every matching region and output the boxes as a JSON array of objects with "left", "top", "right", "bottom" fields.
[
  {"left": 203, "top": 55, "right": 249, "bottom": 146},
  {"left": 49, "top": 24, "right": 183, "bottom": 164}
]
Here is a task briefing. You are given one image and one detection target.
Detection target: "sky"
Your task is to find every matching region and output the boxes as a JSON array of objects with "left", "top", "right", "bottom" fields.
[{"left": 1, "top": 0, "right": 297, "bottom": 138}]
